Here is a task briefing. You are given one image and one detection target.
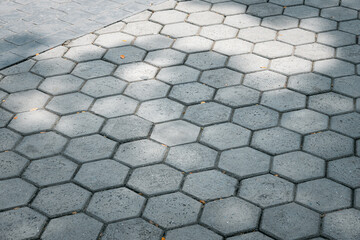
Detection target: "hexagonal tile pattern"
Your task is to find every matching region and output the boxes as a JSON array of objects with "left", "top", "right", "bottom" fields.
[
  {"left": 72, "top": 60, "right": 116, "bottom": 79},
  {"left": 243, "top": 70, "right": 286, "bottom": 91},
  {"left": 31, "top": 58, "right": 75, "bottom": 77},
  {"left": 188, "top": 11, "right": 224, "bottom": 26},
  {"left": 288, "top": 73, "right": 331, "bottom": 95},
  {"left": 114, "top": 62, "right": 158, "bottom": 82},
  {"left": 2, "top": 89, "right": 50, "bottom": 113},
  {"left": 323, "top": 209, "right": 360, "bottom": 240},
  {"left": 334, "top": 75, "right": 360, "bottom": 98},
  {"left": 281, "top": 109, "right": 328, "bottom": 134},
  {"left": 254, "top": 41, "right": 293, "bottom": 58},
  {"left": 173, "top": 36, "right": 213, "bottom": 53},
  {"left": 331, "top": 112, "right": 360, "bottom": 138},
  {"left": 184, "top": 102, "right": 231, "bottom": 126},
  {"left": 137, "top": 98, "right": 184, "bottom": 123},
  {"left": 294, "top": 43, "right": 335, "bottom": 61},
  {"left": 238, "top": 26, "right": 276, "bottom": 43},
  {"left": 215, "top": 85, "right": 260, "bottom": 107},
  {"left": 0, "top": 178, "right": 36, "bottom": 210},
  {"left": 270, "top": 56, "right": 312, "bottom": 75},
  {"left": 134, "top": 34, "right": 173, "bottom": 51},
  {"left": 308, "top": 92, "right": 353, "bottom": 116},
  {"left": 39, "top": 74, "right": 84, "bottom": 95},
  {"left": 145, "top": 49, "right": 185, "bottom": 67},
  {"left": 0, "top": 151, "right": 28, "bottom": 179},
  {"left": 166, "top": 225, "right": 221, "bottom": 240},
  {"left": 156, "top": 65, "right": 200, "bottom": 85},
  {"left": 124, "top": 79, "right": 169, "bottom": 101},
  {"left": 233, "top": 105, "right": 279, "bottom": 130},
  {"left": 228, "top": 54, "right": 269, "bottom": 73},
  {"left": 314, "top": 59, "right": 355, "bottom": 78},
  {"left": 169, "top": 82, "right": 215, "bottom": 104},
  {"left": 213, "top": 39, "right": 253, "bottom": 56},
  {"left": 328, "top": 156, "right": 360, "bottom": 188},
  {"left": 46, "top": 92, "right": 93, "bottom": 115},
  {"left": 91, "top": 95, "right": 138, "bottom": 118},
  {"left": 261, "top": 89, "right": 306, "bottom": 112},
  {"left": 104, "top": 46, "right": 146, "bottom": 65},
  {"left": 0, "top": 72, "right": 43, "bottom": 93},
  {"left": 186, "top": 51, "right": 227, "bottom": 70}
]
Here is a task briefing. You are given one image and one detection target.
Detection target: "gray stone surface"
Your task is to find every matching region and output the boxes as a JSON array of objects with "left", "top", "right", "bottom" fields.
[
  {"left": 287, "top": 73, "right": 331, "bottom": 95},
  {"left": 9, "top": 110, "right": 58, "bottom": 134},
  {"left": 200, "top": 68, "right": 242, "bottom": 88},
  {"left": 169, "top": 82, "right": 215, "bottom": 104},
  {"left": 261, "top": 89, "right": 306, "bottom": 112},
  {"left": 309, "top": 92, "right": 354, "bottom": 116},
  {"left": 166, "top": 225, "right": 222, "bottom": 240},
  {"left": 2, "top": 89, "right": 50, "bottom": 113},
  {"left": 0, "top": 151, "right": 28, "bottom": 179},
  {"left": 91, "top": 95, "right": 138, "bottom": 118},
  {"left": 215, "top": 85, "right": 260, "bottom": 107},
  {"left": 184, "top": 102, "right": 231, "bottom": 126},
  {"left": 125, "top": 80, "right": 169, "bottom": 101},
  {"left": 281, "top": 109, "right": 328, "bottom": 134},
  {"left": 137, "top": 98, "right": 184, "bottom": 123},
  {"left": 39, "top": 75, "right": 84, "bottom": 95},
  {"left": 81, "top": 76, "right": 127, "bottom": 98},
  {"left": 328, "top": 157, "right": 360, "bottom": 188},
  {"left": 233, "top": 105, "right": 279, "bottom": 130},
  {"left": 323, "top": 209, "right": 360, "bottom": 240},
  {"left": 46, "top": 92, "right": 93, "bottom": 115},
  {"left": 0, "top": 178, "right": 36, "bottom": 210}
]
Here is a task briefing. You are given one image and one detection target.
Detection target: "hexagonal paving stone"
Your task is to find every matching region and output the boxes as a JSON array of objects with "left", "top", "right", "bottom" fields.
[
  {"left": 213, "top": 39, "right": 253, "bottom": 56},
  {"left": 233, "top": 105, "right": 279, "bottom": 130},
  {"left": 272, "top": 151, "right": 325, "bottom": 183},
  {"left": 225, "top": 14, "right": 261, "bottom": 29},
  {"left": 75, "top": 159, "right": 129, "bottom": 191},
  {"left": 122, "top": 21, "right": 162, "bottom": 36},
  {"left": 39, "top": 74, "right": 84, "bottom": 95},
  {"left": 183, "top": 170, "right": 237, "bottom": 201},
  {"left": 156, "top": 65, "right": 200, "bottom": 85},
  {"left": 247, "top": 3, "right": 283, "bottom": 17},
  {"left": 270, "top": 0, "right": 304, "bottom": 6},
  {"left": 134, "top": 34, "right": 174, "bottom": 51},
  {"left": 22, "top": 155, "right": 76, "bottom": 187},
  {"left": 94, "top": 32, "right": 134, "bottom": 48},
  {"left": 0, "top": 207, "right": 46, "bottom": 240},
  {"left": 270, "top": 56, "right": 312, "bottom": 75},
  {"left": 331, "top": 113, "right": 360, "bottom": 138},
  {"left": 243, "top": 70, "right": 286, "bottom": 91},
  {"left": 151, "top": 120, "right": 200, "bottom": 146},
  {"left": 336, "top": 45, "right": 360, "bottom": 64},
  {"left": 187, "top": 11, "right": 224, "bottom": 26},
  {"left": 200, "top": 123, "right": 251, "bottom": 150},
  {"left": 145, "top": 49, "right": 186, "bottom": 67},
  {"left": 16, "top": 132, "right": 67, "bottom": 159},
  {"left": 137, "top": 98, "right": 184, "bottom": 123},
  {"left": 254, "top": 41, "right": 293, "bottom": 58},
  {"left": 314, "top": 59, "right": 355, "bottom": 78},
  {"left": 102, "top": 218, "right": 163, "bottom": 240},
  {"left": 0, "top": 178, "right": 36, "bottom": 210},
  {"left": 91, "top": 95, "right": 137, "bottom": 118},
  {"left": 0, "top": 108, "right": 13, "bottom": 127},
  {"left": 296, "top": 178, "right": 352, "bottom": 212},
  {"left": 184, "top": 102, "right": 231, "bottom": 126},
  {"left": 305, "top": 0, "right": 339, "bottom": 8},
  {"left": 328, "top": 156, "right": 360, "bottom": 188},
  {"left": 308, "top": 92, "right": 353, "bottom": 115},
  {"left": 104, "top": 46, "right": 146, "bottom": 65},
  {"left": 65, "top": 134, "right": 116, "bottom": 163},
  {"left": 334, "top": 75, "right": 360, "bottom": 98},
  {"left": 228, "top": 54, "right": 269, "bottom": 73},
  {"left": 288, "top": 73, "right": 331, "bottom": 95},
  {"left": 200, "top": 68, "right": 243, "bottom": 88},
  {"left": 260, "top": 203, "right": 320, "bottom": 240},
  {"left": 114, "top": 139, "right": 167, "bottom": 167},
  {"left": 356, "top": 189, "right": 360, "bottom": 209},
  {"left": 2, "top": 89, "right": 50, "bottom": 113},
  {"left": 281, "top": 109, "right": 328, "bottom": 134},
  {"left": 72, "top": 60, "right": 116, "bottom": 79},
  {"left": 323, "top": 209, "right": 360, "bottom": 240},
  {"left": 161, "top": 22, "right": 200, "bottom": 38},
  {"left": 0, "top": 128, "right": 21, "bottom": 152},
  {"left": 261, "top": 89, "right": 306, "bottom": 112},
  {"left": 238, "top": 26, "right": 276, "bottom": 43},
  {"left": 200, "top": 24, "right": 238, "bottom": 41},
  {"left": 150, "top": 9, "right": 187, "bottom": 24},
  {"left": 0, "top": 151, "right": 28, "bottom": 179},
  {"left": 342, "top": 0, "right": 360, "bottom": 10},
  {"left": 278, "top": 29, "right": 315, "bottom": 45},
  {"left": 172, "top": 36, "right": 213, "bottom": 53},
  {"left": 186, "top": 51, "right": 227, "bottom": 70},
  {"left": 321, "top": 6, "right": 357, "bottom": 21},
  {"left": 81, "top": 76, "right": 127, "bottom": 98},
  {"left": 294, "top": 43, "right": 335, "bottom": 61},
  {"left": 31, "top": 183, "right": 90, "bottom": 217},
  {"left": 166, "top": 225, "right": 221, "bottom": 240},
  {"left": 176, "top": 0, "right": 210, "bottom": 12},
  {"left": 284, "top": 5, "right": 319, "bottom": 18},
  {"left": 317, "top": 31, "right": 356, "bottom": 48},
  {"left": 9, "top": 110, "right": 58, "bottom": 134},
  {"left": 31, "top": 58, "right": 75, "bottom": 77},
  {"left": 143, "top": 192, "right": 201, "bottom": 229},
  {"left": 303, "top": 131, "right": 353, "bottom": 160},
  {"left": 46, "top": 92, "right": 93, "bottom": 115},
  {"left": 64, "top": 45, "right": 106, "bottom": 62},
  {"left": 124, "top": 80, "right": 169, "bottom": 101},
  {"left": 300, "top": 17, "right": 337, "bottom": 33},
  {"left": 215, "top": 85, "right": 260, "bottom": 107},
  {"left": 42, "top": 213, "right": 103, "bottom": 240},
  {"left": 114, "top": 62, "right": 158, "bottom": 82},
  {"left": 102, "top": 115, "right": 152, "bottom": 142},
  {"left": 251, "top": 127, "right": 301, "bottom": 155},
  {"left": 0, "top": 72, "right": 42, "bottom": 92},
  {"left": 127, "top": 164, "right": 183, "bottom": 196},
  {"left": 339, "top": 19, "right": 360, "bottom": 35},
  {"left": 201, "top": 197, "right": 260, "bottom": 236},
  {"left": 165, "top": 143, "right": 217, "bottom": 172},
  {"left": 169, "top": 82, "right": 215, "bottom": 104},
  {"left": 87, "top": 187, "right": 145, "bottom": 222},
  {"left": 262, "top": 15, "right": 298, "bottom": 30}
]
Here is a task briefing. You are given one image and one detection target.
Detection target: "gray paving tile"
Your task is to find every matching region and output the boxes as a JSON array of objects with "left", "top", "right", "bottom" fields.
[
  {"left": 247, "top": 3, "right": 283, "bottom": 17},
  {"left": 228, "top": 54, "right": 269, "bottom": 73},
  {"left": 233, "top": 105, "right": 279, "bottom": 130},
  {"left": 238, "top": 26, "right": 276, "bottom": 43},
  {"left": 284, "top": 5, "right": 319, "bottom": 18},
  {"left": 215, "top": 85, "right": 260, "bottom": 107},
  {"left": 46, "top": 92, "right": 93, "bottom": 115},
  {"left": 9, "top": 110, "right": 58, "bottom": 134},
  {"left": 156, "top": 65, "right": 200, "bottom": 85},
  {"left": 31, "top": 58, "right": 75, "bottom": 77},
  {"left": 200, "top": 68, "right": 242, "bottom": 88},
  {"left": 0, "top": 128, "right": 21, "bottom": 152},
  {"left": 261, "top": 89, "right": 306, "bottom": 112},
  {"left": 328, "top": 156, "right": 360, "bottom": 188},
  {"left": 0, "top": 72, "right": 42, "bottom": 93},
  {"left": 176, "top": 0, "right": 211, "bottom": 13},
  {"left": 114, "top": 62, "right": 158, "bottom": 82},
  {"left": 167, "top": 225, "right": 221, "bottom": 240},
  {"left": 39, "top": 74, "right": 84, "bottom": 95},
  {"left": 243, "top": 70, "right": 286, "bottom": 91},
  {"left": 2, "top": 89, "right": 50, "bottom": 113},
  {"left": 225, "top": 14, "right": 261, "bottom": 29},
  {"left": 308, "top": 92, "right": 353, "bottom": 116},
  {"left": 122, "top": 20, "right": 162, "bottom": 36},
  {"left": 161, "top": 22, "right": 200, "bottom": 38},
  {"left": 170, "top": 82, "right": 215, "bottom": 104},
  {"left": 81, "top": 76, "right": 127, "bottom": 98},
  {"left": 294, "top": 43, "right": 335, "bottom": 61},
  {"left": 227, "top": 232, "right": 274, "bottom": 240},
  {"left": 0, "top": 151, "right": 28, "bottom": 179},
  {"left": 331, "top": 112, "right": 360, "bottom": 138},
  {"left": 91, "top": 95, "right": 137, "bottom": 118},
  {"left": 134, "top": 34, "right": 174, "bottom": 51},
  {"left": 300, "top": 17, "right": 337, "bottom": 32},
  {"left": 72, "top": 60, "right": 116, "bottom": 79},
  {"left": 323, "top": 209, "right": 360, "bottom": 240},
  {"left": 172, "top": 36, "right": 213, "bottom": 53},
  {"left": 150, "top": 9, "right": 187, "bottom": 24},
  {"left": 281, "top": 109, "right": 328, "bottom": 134},
  {"left": 0, "top": 178, "right": 36, "bottom": 210},
  {"left": 137, "top": 98, "right": 184, "bottom": 123},
  {"left": 145, "top": 49, "right": 185, "bottom": 67},
  {"left": 94, "top": 32, "right": 134, "bottom": 48},
  {"left": 317, "top": 31, "right": 356, "bottom": 48},
  {"left": 184, "top": 102, "right": 231, "bottom": 126}
]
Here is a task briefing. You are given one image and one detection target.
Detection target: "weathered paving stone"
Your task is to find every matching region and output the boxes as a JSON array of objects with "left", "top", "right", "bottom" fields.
[
  {"left": 183, "top": 170, "right": 237, "bottom": 200},
  {"left": 284, "top": 5, "right": 319, "bottom": 18},
  {"left": 186, "top": 51, "right": 227, "bottom": 70},
  {"left": 42, "top": 213, "right": 103, "bottom": 240},
  {"left": 317, "top": 31, "right": 356, "bottom": 48},
  {"left": 31, "top": 183, "right": 90, "bottom": 217},
  {"left": 0, "top": 151, "right": 28, "bottom": 179},
  {"left": 0, "top": 207, "right": 46, "bottom": 240},
  {"left": 323, "top": 209, "right": 360, "bottom": 240},
  {"left": 339, "top": 19, "right": 360, "bottom": 35},
  {"left": 102, "top": 218, "right": 163, "bottom": 240},
  {"left": 81, "top": 76, "right": 127, "bottom": 98},
  {"left": 169, "top": 82, "right": 215, "bottom": 104},
  {"left": 137, "top": 98, "right": 183, "bottom": 123},
  {"left": 300, "top": 17, "right": 337, "bottom": 33},
  {"left": 134, "top": 34, "right": 174, "bottom": 51},
  {"left": 124, "top": 80, "right": 169, "bottom": 101},
  {"left": 46, "top": 92, "right": 93, "bottom": 115},
  {"left": 201, "top": 197, "right": 260, "bottom": 236},
  {"left": 2, "top": 89, "right": 50, "bottom": 113},
  {"left": 157, "top": 65, "right": 200, "bottom": 85},
  {"left": 295, "top": 43, "right": 335, "bottom": 61},
  {"left": 239, "top": 174, "right": 294, "bottom": 207},
  {"left": 64, "top": 134, "right": 116, "bottom": 163},
  {"left": 0, "top": 72, "right": 42, "bottom": 92},
  {"left": 243, "top": 70, "right": 286, "bottom": 91},
  {"left": 0, "top": 108, "right": 13, "bottom": 127},
  {"left": 278, "top": 29, "right": 315, "bottom": 45},
  {"left": 281, "top": 109, "right": 328, "bottom": 134},
  {"left": 251, "top": 127, "right": 301, "bottom": 155},
  {"left": 287, "top": 73, "right": 331, "bottom": 95},
  {"left": 127, "top": 164, "right": 182, "bottom": 196},
  {"left": 272, "top": 151, "right": 325, "bottom": 183},
  {"left": 311, "top": 93, "right": 353, "bottom": 117},
  {"left": 215, "top": 85, "right": 260, "bottom": 107},
  {"left": 314, "top": 59, "right": 355, "bottom": 77},
  {"left": 254, "top": 41, "right": 293, "bottom": 59},
  {"left": 261, "top": 89, "right": 306, "bottom": 112},
  {"left": 270, "top": 56, "right": 312, "bottom": 75},
  {"left": 102, "top": 115, "right": 152, "bottom": 142},
  {"left": 64, "top": 44, "right": 106, "bottom": 62},
  {"left": 219, "top": 147, "right": 271, "bottom": 179},
  {"left": 228, "top": 232, "right": 273, "bottom": 240},
  {"left": 87, "top": 187, "right": 145, "bottom": 222},
  {"left": 172, "top": 36, "right": 213, "bottom": 53},
  {"left": 114, "top": 62, "right": 158, "bottom": 82},
  {"left": 262, "top": 15, "right": 299, "bottom": 30},
  {"left": 22, "top": 156, "right": 77, "bottom": 187},
  {"left": 225, "top": 14, "right": 261, "bottom": 29},
  {"left": 165, "top": 143, "right": 217, "bottom": 172},
  {"left": 31, "top": 58, "right": 75, "bottom": 77},
  {"left": 200, "top": 68, "right": 242, "bottom": 88},
  {"left": 303, "top": 131, "right": 354, "bottom": 160},
  {"left": 145, "top": 49, "right": 186, "bottom": 67},
  {"left": 355, "top": 189, "right": 360, "bottom": 209},
  {"left": 213, "top": 39, "right": 253, "bottom": 56},
  {"left": 211, "top": 1, "right": 246, "bottom": 15},
  {"left": 94, "top": 32, "right": 134, "bottom": 48},
  {"left": 39, "top": 74, "right": 84, "bottom": 95},
  {"left": 0, "top": 178, "right": 36, "bottom": 210},
  {"left": 333, "top": 75, "right": 360, "bottom": 98},
  {"left": 143, "top": 192, "right": 201, "bottom": 229},
  {"left": 200, "top": 123, "right": 251, "bottom": 150},
  {"left": 261, "top": 203, "right": 320, "bottom": 240},
  {"left": 270, "top": 0, "right": 303, "bottom": 6},
  {"left": 91, "top": 95, "right": 137, "bottom": 118},
  {"left": 184, "top": 102, "right": 231, "bottom": 126},
  {"left": 305, "top": 0, "right": 339, "bottom": 8},
  {"left": 328, "top": 156, "right": 360, "bottom": 188},
  {"left": 336, "top": 45, "right": 360, "bottom": 64},
  {"left": 0, "top": 128, "right": 21, "bottom": 152},
  {"left": 166, "top": 225, "right": 222, "bottom": 240},
  {"left": 188, "top": 11, "right": 224, "bottom": 26},
  {"left": 176, "top": 0, "right": 210, "bottom": 13},
  {"left": 150, "top": 9, "right": 187, "bottom": 24},
  {"left": 123, "top": 21, "right": 162, "bottom": 36},
  {"left": 104, "top": 46, "right": 146, "bottom": 65},
  {"left": 233, "top": 105, "right": 279, "bottom": 130},
  {"left": 238, "top": 26, "right": 276, "bottom": 43},
  {"left": 75, "top": 159, "right": 129, "bottom": 191},
  {"left": 114, "top": 139, "right": 167, "bottom": 167},
  {"left": 16, "top": 132, "right": 67, "bottom": 159},
  {"left": 0, "top": 59, "right": 36, "bottom": 75},
  {"left": 161, "top": 22, "right": 200, "bottom": 38},
  {"left": 321, "top": 6, "right": 357, "bottom": 21},
  {"left": 200, "top": 24, "right": 238, "bottom": 41},
  {"left": 9, "top": 110, "right": 58, "bottom": 134},
  {"left": 296, "top": 178, "right": 352, "bottom": 212},
  {"left": 247, "top": 3, "right": 283, "bottom": 17},
  {"left": 228, "top": 54, "right": 269, "bottom": 73},
  {"left": 72, "top": 60, "right": 116, "bottom": 79},
  {"left": 331, "top": 112, "right": 360, "bottom": 138}
]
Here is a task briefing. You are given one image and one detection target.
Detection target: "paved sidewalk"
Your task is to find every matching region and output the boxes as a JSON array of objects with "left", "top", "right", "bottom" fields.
[
  {"left": 0, "top": 0, "right": 166, "bottom": 69},
  {"left": 0, "top": 0, "right": 360, "bottom": 239}
]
